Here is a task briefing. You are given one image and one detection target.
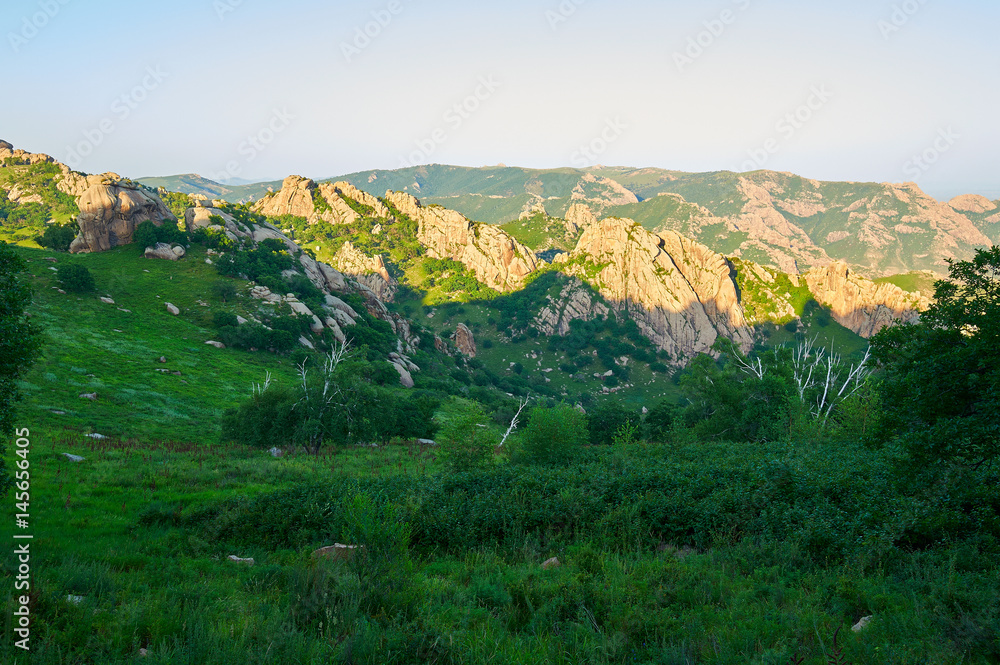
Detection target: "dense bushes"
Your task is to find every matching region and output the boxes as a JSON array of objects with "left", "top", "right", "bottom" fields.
[{"left": 204, "top": 440, "right": 1000, "bottom": 565}]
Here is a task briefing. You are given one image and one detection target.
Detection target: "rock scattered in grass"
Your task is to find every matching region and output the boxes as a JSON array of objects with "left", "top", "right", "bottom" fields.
[
  {"left": 542, "top": 557, "right": 560, "bottom": 570},
  {"left": 852, "top": 616, "right": 874, "bottom": 632},
  {"left": 227, "top": 555, "right": 254, "bottom": 565},
  {"left": 62, "top": 453, "right": 85, "bottom": 462},
  {"left": 205, "top": 340, "right": 225, "bottom": 349},
  {"left": 79, "top": 392, "right": 97, "bottom": 400},
  {"left": 165, "top": 303, "right": 179, "bottom": 315},
  {"left": 100, "top": 297, "right": 115, "bottom": 304},
  {"left": 312, "top": 544, "right": 363, "bottom": 561}
]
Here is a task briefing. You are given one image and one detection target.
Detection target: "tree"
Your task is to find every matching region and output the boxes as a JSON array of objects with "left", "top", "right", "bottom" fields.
[
  {"left": 0, "top": 242, "right": 43, "bottom": 493},
  {"left": 35, "top": 222, "right": 78, "bottom": 252},
  {"left": 56, "top": 263, "right": 96, "bottom": 293},
  {"left": 517, "top": 403, "right": 587, "bottom": 465},
  {"left": 587, "top": 400, "right": 639, "bottom": 446},
  {"left": 870, "top": 247, "right": 1000, "bottom": 469}
]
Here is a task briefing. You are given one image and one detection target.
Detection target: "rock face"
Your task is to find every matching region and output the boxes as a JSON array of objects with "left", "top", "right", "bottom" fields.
[
  {"left": 57, "top": 173, "right": 174, "bottom": 253},
  {"left": 251, "top": 176, "right": 393, "bottom": 226},
  {"left": 385, "top": 191, "right": 537, "bottom": 291},
  {"left": 949, "top": 194, "right": 998, "bottom": 214},
  {"left": 568, "top": 217, "right": 753, "bottom": 363},
  {"left": 564, "top": 203, "right": 597, "bottom": 235},
  {"left": 331, "top": 241, "right": 396, "bottom": 301},
  {"left": 452, "top": 323, "right": 477, "bottom": 357},
  {"left": 804, "top": 261, "right": 929, "bottom": 337},
  {"left": 534, "top": 277, "right": 610, "bottom": 336}
]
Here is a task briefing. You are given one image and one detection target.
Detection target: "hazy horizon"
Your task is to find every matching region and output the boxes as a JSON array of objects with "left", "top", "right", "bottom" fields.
[{"left": 3, "top": 0, "right": 998, "bottom": 201}]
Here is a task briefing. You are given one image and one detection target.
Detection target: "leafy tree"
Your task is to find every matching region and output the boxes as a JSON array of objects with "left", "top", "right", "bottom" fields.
[
  {"left": 587, "top": 400, "right": 639, "bottom": 446},
  {"left": 0, "top": 242, "right": 43, "bottom": 493},
  {"left": 219, "top": 379, "right": 298, "bottom": 449},
  {"left": 870, "top": 247, "right": 1000, "bottom": 469},
  {"left": 517, "top": 403, "right": 587, "bottom": 465},
  {"left": 35, "top": 222, "right": 78, "bottom": 252},
  {"left": 56, "top": 263, "right": 96, "bottom": 293},
  {"left": 131, "top": 220, "right": 160, "bottom": 250},
  {"left": 644, "top": 399, "right": 680, "bottom": 442}
]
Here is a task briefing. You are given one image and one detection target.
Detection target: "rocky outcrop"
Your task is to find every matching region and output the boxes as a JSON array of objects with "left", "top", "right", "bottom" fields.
[
  {"left": 251, "top": 176, "right": 393, "bottom": 226},
  {"left": 452, "top": 323, "right": 476, "bottom": 357},
  {"left": 331, "top": 241, "right": 396, "bottom": 301},
  {"left": 949, "top": 194, "right": 998, "bottom": 214},
  {"left": 386, "top": 191, "right": 538, "bottom": 291},
  {"left": 251, "top": 175, "right": 316, "bottom": 219},
  {"left": 804, "top": 261, "right": 929, "bottom": 337},
  {"left": 57, "top": 173, "right": 174, "bottom": 253},
  {"left": 534, "top": 277, "right": 610, "bottom": 336},
  {"left": 564, "top": 204, "right": 597, "bottom": 235},
  {"left": 567, "top": 218, "right": 752, "bottom": 363},
  {"left": 0, "top": 140, "right": 56, "bottom": 166}
]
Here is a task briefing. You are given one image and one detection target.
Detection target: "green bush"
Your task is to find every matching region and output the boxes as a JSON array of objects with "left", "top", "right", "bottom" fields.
[
  {"left": 212, "top": 311, "right": 239, "bottom": 329},
  {"left": 56, "top": 263, "right": 96, "bottom": 293},
  {"left": 586, "top": 400, "right": 638, "bottom": 446},
  {"left": 35, "top": 222, "right": 77, "bottom": 251},
  {"left": 517, "top": 404, "right": 587, "bottom": 466},
  {"left": 219, "top": 384, "right": 298, "bottom": 449},
  {"left": 437, "top": 402, "right": 496, "bottom": 473}
]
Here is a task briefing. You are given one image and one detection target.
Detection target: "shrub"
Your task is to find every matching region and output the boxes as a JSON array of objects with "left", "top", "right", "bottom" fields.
[
  {"left": 213, "top": 281, "right": 238, "bottom": 303},
  {"left": 35, "top": 223, "right": 77, "bottom": 251},
  {"left": 131, "top": 220, "right": 160, "bottom": 250},
  {"left": 587, "top": 400, "right": 638, "bottom": 446},
  {"left": 56, "top": 263, "right": 96, "bottom": 293},
  {"left": 437, "top": 402, "right": 496, "bottom": 472},
  {"left": 212, "top": 311, "right": 239, "bottom": 329},
  {"left": 219, "top": 384, "right": 298, "bottom": 449},
  {"left": 517, "top": 404, "right": 587, "bottom": 465}
]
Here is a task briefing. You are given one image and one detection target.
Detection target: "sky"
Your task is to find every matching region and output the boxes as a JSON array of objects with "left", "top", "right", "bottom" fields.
[{"left": 2, "top": 0, "right": 998, "bottom": 201}]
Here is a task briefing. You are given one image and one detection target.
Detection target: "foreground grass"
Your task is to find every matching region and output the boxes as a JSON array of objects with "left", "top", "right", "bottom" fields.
[{"left": 3, "top": 433, "right": 997, "bottom": 664}]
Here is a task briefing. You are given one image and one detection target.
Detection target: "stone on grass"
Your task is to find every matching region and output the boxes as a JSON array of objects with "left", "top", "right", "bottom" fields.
[
  {"left": 165, "top": 303, "right": 179, "bottom": 315},
  {"left": 416, "top": 439, "right": 436, "bottom": 446},
  {"left": 269, "top": 447, "right": 283, "bottom": 458},
  {"left": 852, "top": 616, "right": 873, "bottom": 633},
  {"left": 79, "top": 392, "right": 97, "bottom": 400},
  {"left": 311, "top": 543, "right": 363, "bottom": 561},
  {"left": 205, "top": 340, "right": 225, "bottom": 349},
  {"left": 159, "top": 356, "right": 167, "bottom": 363},
  {"left": 100, "top": 297, "right": 115, "bottom": 305},
  {"left": 542, "top": 557, "right": 560, "bottom": 570},
  {"left": 62, "top": 453, "right": 85, "bottom": 462},
  {"left": 84, "top": 433, "right": 107, "bottom": 440},
  {"left": 67, "top": 595, "right": 85, "bottom": 604},
  {"left": 227, "top": 555, "right": 254, "bottom": 566}
]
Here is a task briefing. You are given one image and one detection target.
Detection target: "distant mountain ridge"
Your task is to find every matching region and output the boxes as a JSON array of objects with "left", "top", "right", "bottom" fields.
[{"left": 140, "top": 164, "right": 998, "bottom": 277}]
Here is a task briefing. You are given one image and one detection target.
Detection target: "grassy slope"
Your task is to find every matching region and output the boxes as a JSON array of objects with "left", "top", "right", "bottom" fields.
[{"left": 15, "top": 244, "right": 302, "bottom": 443}]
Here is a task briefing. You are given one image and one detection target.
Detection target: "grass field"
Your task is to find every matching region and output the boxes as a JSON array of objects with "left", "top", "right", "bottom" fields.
[{"left": 3, "top": 431, "right": 998, "bottom": 664}]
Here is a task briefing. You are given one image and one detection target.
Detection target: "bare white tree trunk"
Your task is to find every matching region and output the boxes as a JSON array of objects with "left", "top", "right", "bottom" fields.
[{"left": 498, "top": 394, "right": 531, "bottom": 448}]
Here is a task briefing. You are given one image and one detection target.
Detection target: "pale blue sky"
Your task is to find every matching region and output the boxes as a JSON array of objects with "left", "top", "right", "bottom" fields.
[{"left": 2, "top": 0, "right": 997, "bottom": 200}]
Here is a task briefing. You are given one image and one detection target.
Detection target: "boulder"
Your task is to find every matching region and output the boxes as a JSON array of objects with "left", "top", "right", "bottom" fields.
[
  {"left": 165, "top": 303, "right": 180, "bottom": 315},
  {"left": 205, "top": 340, "right": 225, "bottom": 349},
  {"left": 100, "top": 297, "right": 115, "bottom": 305},
  {"left": 227, "top": 555, "right": 254, "bottom": 566},
  {"left": 391, "top": 362, "right": 415, "bottom": 388},
  {"left": 452, "top": 323, "right": 477, "bottom": 357},
  {"left": 311, "top": 543, "right": 363, "bottom": 561},
  {"left": 62, "top": 453, "right": 85, "bottom": 462},
  {"left": 541, "top": 557, "right": 561, "bottom": 570},
  {"left": 145, "top": 243, "right": 180, "bottom": 261},
  {"left": 852, "top": 616, "right": 873, "bottom": 633},
  {"left": 58, "top": 173, "right": 175, "bottom": 253},
  {"left": 79, "top": 392, "right": 97, "bottom": 400}
]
